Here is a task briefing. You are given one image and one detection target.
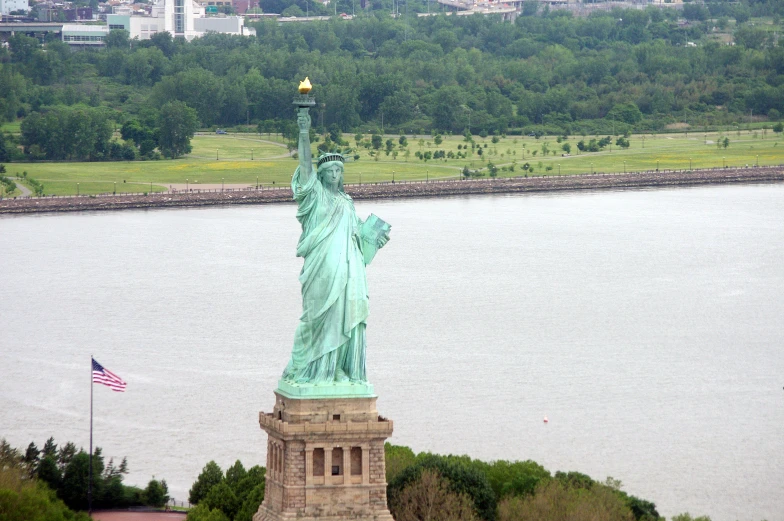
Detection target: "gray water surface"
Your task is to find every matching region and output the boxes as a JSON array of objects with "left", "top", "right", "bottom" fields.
[{"left": 1, "top": 184, "right": 783, "bottom": 521}]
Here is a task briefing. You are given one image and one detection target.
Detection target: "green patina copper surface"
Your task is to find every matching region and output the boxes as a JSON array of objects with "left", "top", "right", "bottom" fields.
[{"left": 277, "top": 95, "right": 390, "bottom": 399}]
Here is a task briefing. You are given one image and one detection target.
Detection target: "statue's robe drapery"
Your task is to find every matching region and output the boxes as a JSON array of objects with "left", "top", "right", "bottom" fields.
[{"left": 282, "top": 166, "right": 369, "bottom": 383}]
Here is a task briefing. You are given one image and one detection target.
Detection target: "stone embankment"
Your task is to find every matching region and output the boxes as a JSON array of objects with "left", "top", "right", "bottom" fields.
[{"left": 1, "top": 167, "right": 783, "bottom": 214}]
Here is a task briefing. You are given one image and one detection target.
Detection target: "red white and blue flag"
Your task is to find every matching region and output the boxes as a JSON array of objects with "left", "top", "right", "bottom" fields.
[{"left": 92, "top": 358, "right": 127, "bottom": 392}]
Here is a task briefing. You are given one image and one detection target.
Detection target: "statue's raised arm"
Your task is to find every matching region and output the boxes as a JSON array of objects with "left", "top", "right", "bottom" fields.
[{"left": 296, "top": 108, "right": 313, "bottom": 183}]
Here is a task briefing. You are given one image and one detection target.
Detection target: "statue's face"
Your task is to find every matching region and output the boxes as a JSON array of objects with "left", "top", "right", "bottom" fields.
[{"left": 319, "top": 162, "right": 343, "bottom": 190}]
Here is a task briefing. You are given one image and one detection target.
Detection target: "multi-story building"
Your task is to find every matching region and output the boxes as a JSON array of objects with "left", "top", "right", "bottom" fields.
[
  {"left": 62, "top": 0, "right": 253, "bottom": 45},
  {"left": 0, "top": 0, "right": 29, "bottom": 15}
]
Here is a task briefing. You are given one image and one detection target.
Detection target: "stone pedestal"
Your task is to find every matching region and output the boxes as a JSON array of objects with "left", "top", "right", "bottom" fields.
[{"left": 253, "top": 392, "right": 394, "bottom": 521}]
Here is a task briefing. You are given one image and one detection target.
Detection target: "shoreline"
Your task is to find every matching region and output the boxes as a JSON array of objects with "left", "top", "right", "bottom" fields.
[{"left": 2, "top": 166, "right": 783, "bottom": 214}]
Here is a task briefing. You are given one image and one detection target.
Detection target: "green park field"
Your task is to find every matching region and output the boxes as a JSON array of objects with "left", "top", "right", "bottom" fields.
[{"left": 3, "top": 130, "right": 783, "bottom": 197}]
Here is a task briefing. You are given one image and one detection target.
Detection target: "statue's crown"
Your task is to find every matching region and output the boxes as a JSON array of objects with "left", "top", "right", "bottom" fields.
[{"left": 317, "top": 153, "right": 345, "bottom": 168}]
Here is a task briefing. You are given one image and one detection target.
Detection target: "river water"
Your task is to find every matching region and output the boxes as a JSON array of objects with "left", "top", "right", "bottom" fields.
[{"left": 1, "top": 184, "right": 783, "bottom": 521}]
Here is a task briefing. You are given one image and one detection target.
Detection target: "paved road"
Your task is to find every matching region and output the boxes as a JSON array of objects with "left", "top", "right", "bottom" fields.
[{"left": 13, "top": 177, "right": 32, "bottom": 197}]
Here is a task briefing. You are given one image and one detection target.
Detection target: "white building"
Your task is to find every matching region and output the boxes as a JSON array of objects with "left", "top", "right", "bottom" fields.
[
  {"left": 0, "top": 0, "right": 29, "bottom": 15},
  {"left": 63, "top": 0, "right": 253, "bottom": 45},
  {"left": 106, "top": 0, "right": 253, "bottom": 40},
  {"left": 61, "top": 24, "right": 108, "bottom": 45}
]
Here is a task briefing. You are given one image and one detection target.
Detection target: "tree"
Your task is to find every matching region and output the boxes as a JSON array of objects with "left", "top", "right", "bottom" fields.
[
  {"left": 20, "top": 107, "right": 110, "bottom": 161},
  {"left": 42, "top": 438, "right": 57, "bottom": 459},
  {"left": 60, "top": 451, "right": 90, "bottom": 511},
  {"left": 722, "top": 137, "right": 730, "bottom": 149},
  {"left": 0, "top": 132, "right": 9, "bottom": 162},
  {"left": 774, "top": 122, "right": 783, "bottom": 133},
  {"left": 58, "top": 443, "right": 77, "bottom": 471},
  {"left": 158, "top": 101, "right": 198, "bottom": 159},
  {"left": 225, "top": 460, "right": 247, "bottom": 490},
  {"left": 105, "top": 30, "right": 130, "bottom": 49},
  {"left": 202, "top": 482, "right": 240, "bottom": 520},
  {"left": 477, "top": 459, "right": 550, "bottom": 500},
  {"left": 0, "top": 465, "right": 91, "bottom": 521},
  {"left": 390, "top": 469, "right": 478, "bottom": 521},
  {"left": 371, "top": 134, "right": 383, "bottom": 150},
  {"left": 682, "top": 3, "right": 709, "bottom": 22},
  {"left": 144, "top": 478, "right": 169, "bottom": 508},
  {"left": 487, "top": 162, "right": 498, "bottom": 177},
  {"left": 733, "top": 4, "right": 751, "bottom": 24},
  {"left": 430, "top": 86, "right": 466, "bottom": 132},
  {"left": 189, "top": 461, "right": 224, "bottom": 505},
  {"left": 23, "top": 442, "right": 41, "bottom": 477},
  {"left": 734, "top": 26, "right": 768, "bottom": 50},
  {"left": 36, "top": 456, "right": 62, "bottom": 491},
  {"left": 152, "top": 68, "right": 224, "bottom": 126},
  {"left": 434, "top": 134, "right": 443, "bottom": 146},
  {"left": 147, "top": 31, "right": 176, "bottom": 58},
  {"left": 561, "top": 143, "right": 571, "bottom": 154},
  {"left": 385, "top": 444, "right": 417, "bottom": 483},
  {"left": 497, "top": 480, "right": 634, "bottom": 521},
  {"left": 388, "top": 454, "right": 496, "bottom": 521},
  {"left": 607, "top": 103, "right": 643, "bottom": 124},
  {"left": 234, "top": 482, "right": 265, "bottom": 521}
]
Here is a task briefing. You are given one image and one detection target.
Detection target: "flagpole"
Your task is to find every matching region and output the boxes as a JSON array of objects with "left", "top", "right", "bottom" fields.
[{"left": 89, "top": 355, "right": 93, "bottom": 515}]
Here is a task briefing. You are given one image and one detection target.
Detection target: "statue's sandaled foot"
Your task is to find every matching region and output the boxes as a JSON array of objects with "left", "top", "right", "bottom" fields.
[{"left": 335, "top": 369, "right": 350, "bottom": 383}]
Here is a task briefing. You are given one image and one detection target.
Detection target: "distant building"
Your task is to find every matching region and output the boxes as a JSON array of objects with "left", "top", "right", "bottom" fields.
[
  {"left": 62, "top": 0, "right": 254, "bottom": 45},
  {"left": 61, "top": 23, "right": 109, "bottom": 45},
  {"left": 231, "top": 0, "right": 254, "bottom": 14},
  {"left": 38, "top": 6, "right": 92, "bottom": 21},
  {"left": 64, "top": 7, "right": 93, "bottom": 21},
  {"left": 0, "top": 0, "right": 29, "bottom": 15}
]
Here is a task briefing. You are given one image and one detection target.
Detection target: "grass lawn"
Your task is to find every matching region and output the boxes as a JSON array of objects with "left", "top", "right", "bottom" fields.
[
  {"left": 4, "top": 130, "right": 783, "bottom": 196},
  {"left": 0, "top": 120, "right": 22, "bottom": 134},
  {"left": 190, "top": 134, "right": 290, "bottom": 160}
]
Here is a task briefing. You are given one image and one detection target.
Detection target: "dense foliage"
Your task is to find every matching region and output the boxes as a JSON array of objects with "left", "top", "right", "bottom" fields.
[
  {"left": 0, "top": 464, "right": 90, "bottom": 521},
  {"left": 186, "top": 460, "right": 266, "bottom": 521},
  {"left": 384, "top": 444, "right": 664, "bottom": 521},
  {"left": 0, "top": 437, "right": 166, "bottom": 512},
  {"left": 0, "top": 0, "right": 782, "bottom": 164}
]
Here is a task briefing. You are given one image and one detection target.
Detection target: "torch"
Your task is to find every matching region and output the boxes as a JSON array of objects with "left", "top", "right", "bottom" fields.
[{"left": 293, "top": 77, "right": 315, "bottom": 115}]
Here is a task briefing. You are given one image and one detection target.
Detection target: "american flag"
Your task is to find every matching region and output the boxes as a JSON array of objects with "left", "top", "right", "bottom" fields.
[{"left": 92, "top": 358, "right": 127, "bottom": 392}]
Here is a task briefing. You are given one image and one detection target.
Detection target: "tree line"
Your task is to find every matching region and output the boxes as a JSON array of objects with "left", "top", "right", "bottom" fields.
[
  {"left": 0, "top": 437, "right": 169, "bottom": 516},
  {"left": 0, "top": 0, "right": 782, "bottom": 162},
  {"left": 184, "top": 443, "right": 727, "bottom": 521}
]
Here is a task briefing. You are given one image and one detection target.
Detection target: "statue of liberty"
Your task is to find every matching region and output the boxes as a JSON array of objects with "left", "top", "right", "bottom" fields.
[{"left": 280, "top": 82, "right": 390, "bottom": 392}]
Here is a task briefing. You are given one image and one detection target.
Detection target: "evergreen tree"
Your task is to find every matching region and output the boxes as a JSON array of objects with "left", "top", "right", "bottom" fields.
[{"left": 189, "top": 461, "right": 224, "bottom": 505}]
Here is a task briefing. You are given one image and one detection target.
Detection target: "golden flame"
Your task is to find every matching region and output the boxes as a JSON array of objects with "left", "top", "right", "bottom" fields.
[{"left": 298, "top": 77, "right": 312, "bottom": 94}]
